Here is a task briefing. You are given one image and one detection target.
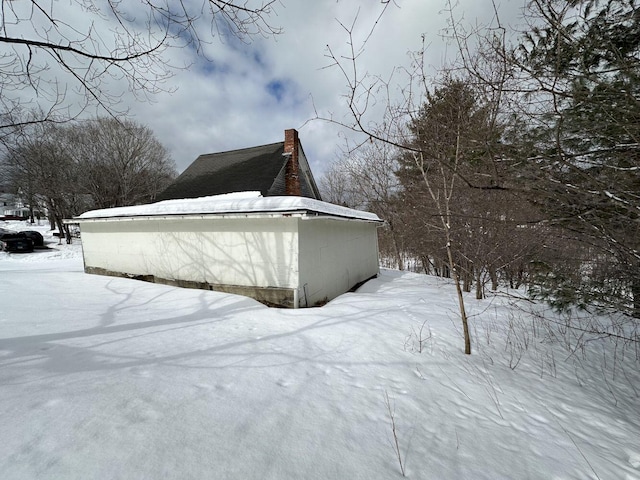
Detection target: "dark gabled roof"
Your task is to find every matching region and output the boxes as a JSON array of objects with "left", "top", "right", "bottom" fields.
[
  {"left": 157, "top": 142, "right": 288, "bottom": 201},
  {"left": 157, "top": 138, "right": 323, "bottom": 202}
]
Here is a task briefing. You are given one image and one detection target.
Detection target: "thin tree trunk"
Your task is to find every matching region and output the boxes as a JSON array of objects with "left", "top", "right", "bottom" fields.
[
  {"left": 490, "top": 267, "right": 498, "bottom": 291},
  {"left": 475, "top": 269, "right": 484, "bottom": 300},
  {"left": 415, "top": 134, "right": 471, "bottom": 354},
  {"left": 54, "top": 216, "right": 65, "bottom": 245},
  {"left": 446, "top": 240, "right": 471, "bottom": 354},
  {"left": 394, "top": 239, "right": 404, "bottom": 271},
  {"left": 463, "top": 265, "right": 472, "bottom": 293}
]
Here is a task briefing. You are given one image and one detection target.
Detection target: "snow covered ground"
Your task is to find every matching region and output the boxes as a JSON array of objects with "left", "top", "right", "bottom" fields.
[{"left": 1, "top": 220, "right": 639, "bottom": 479}]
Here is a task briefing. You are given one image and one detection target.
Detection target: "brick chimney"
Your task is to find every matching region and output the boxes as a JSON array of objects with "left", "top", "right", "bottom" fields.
[{"left": 284, "top": 128, "right": 302, "bottom": 196}]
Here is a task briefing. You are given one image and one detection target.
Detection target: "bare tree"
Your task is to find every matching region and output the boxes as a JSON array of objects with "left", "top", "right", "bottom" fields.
[
  {"left": 70, "top": 118, "right": 176, "bottom": 208},
  {"left": 319, "top": 162, "right": 360, "bottom": 208},
  {"left": 319, "top": 11, "right": 522, "bottom": 354},
  {"left": 320, "top": 142, "right": 406, "bottom": 270},
  {"left": 398, "top": 78, "right": 505, "bottom": 354},
  {"left": 3, "top": 118, "right": 175, "bottom": 238},
  {"left": 4, "top": 123, "right": 88, "bottom": 242},
  {"left": 0, "top": 0, "right": 280, "bottom": 136}
]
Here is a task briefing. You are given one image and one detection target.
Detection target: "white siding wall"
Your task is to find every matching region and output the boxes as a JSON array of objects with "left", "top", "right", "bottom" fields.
[
  {"left": 297, "top": 218, "right": 379, "bottom": 306},
  {"left": 80, "top": 217, "right": 299, "bottom": 289},
  {"left": 78, "top": 214, "right": 380, "bottom": 307}
]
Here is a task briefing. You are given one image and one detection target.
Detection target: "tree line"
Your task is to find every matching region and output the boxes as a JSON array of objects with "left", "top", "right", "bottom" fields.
[
  {"left": 1, "top": 118, "right": 176, "bottom": 240},
  {"left": 321, "top": 0, "right": 640, "bottom": 324}
]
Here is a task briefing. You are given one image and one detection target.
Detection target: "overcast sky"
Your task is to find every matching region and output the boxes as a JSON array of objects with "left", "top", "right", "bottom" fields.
[{"left": 19, "top": 0, "right": 526, "bottom": 178}]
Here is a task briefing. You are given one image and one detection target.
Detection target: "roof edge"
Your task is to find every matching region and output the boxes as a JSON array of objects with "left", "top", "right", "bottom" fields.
[{"left": 75, "top": 194, "right": 382, "bottom": 223}]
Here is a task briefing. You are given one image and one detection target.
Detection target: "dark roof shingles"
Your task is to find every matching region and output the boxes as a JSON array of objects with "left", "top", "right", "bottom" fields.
[{"left": 158, "top": 142, "right": 288, "bottom": 201}]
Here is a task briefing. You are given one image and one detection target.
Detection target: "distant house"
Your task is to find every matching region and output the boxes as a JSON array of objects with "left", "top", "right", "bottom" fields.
[
  {"left": 157, "top": 129, "right": 322, "bottom": 201},
  {"left": 71, "top": 130, "right": 382, "bottom": 308},
  {"left": 0, "top": 193, "right": 44, "bottom": 220}
]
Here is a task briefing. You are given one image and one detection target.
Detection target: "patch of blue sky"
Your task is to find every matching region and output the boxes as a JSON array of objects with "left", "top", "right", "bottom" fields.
[
  {"left": 264, "top": 78, "right": 300, "bottom": 105},
  {"left": 266, "top": 80, "right": 289, "bottom": 103}
]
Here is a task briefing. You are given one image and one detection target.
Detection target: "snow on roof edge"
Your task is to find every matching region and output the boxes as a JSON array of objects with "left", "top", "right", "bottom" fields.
[{"left": 76, "top": 192, "right": 382, "bottom": 222}]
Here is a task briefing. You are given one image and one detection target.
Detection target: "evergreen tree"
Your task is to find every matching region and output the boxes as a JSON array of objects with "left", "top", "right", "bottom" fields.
[
  {"left": 397, "top": 79, "right": 534, "bottom": 299},
  {"left": 516, "top": 0, "right": 640, "bottom": 315}
]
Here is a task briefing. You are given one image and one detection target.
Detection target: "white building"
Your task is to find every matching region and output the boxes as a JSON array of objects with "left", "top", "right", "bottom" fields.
[{"left": 72, "top": 193, "right": 382, "bottom": 308}]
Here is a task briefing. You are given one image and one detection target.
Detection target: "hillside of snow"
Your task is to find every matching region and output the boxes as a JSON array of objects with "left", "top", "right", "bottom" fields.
[{"left": 1, "top": 220, "right": 639, "bottom": 479}]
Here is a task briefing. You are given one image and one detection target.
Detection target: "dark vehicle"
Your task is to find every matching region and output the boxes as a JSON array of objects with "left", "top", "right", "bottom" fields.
[
  {"left": 20, "top": 230, "right": 44, "bottom": 248},
  {"left": 0, "top": 231, "right": 34, "bottom": 253}
]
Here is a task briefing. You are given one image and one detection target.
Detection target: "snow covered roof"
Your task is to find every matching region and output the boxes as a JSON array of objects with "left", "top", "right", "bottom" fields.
[{"left": 76, "top": 192, "right": 382, "bottom": 222}]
